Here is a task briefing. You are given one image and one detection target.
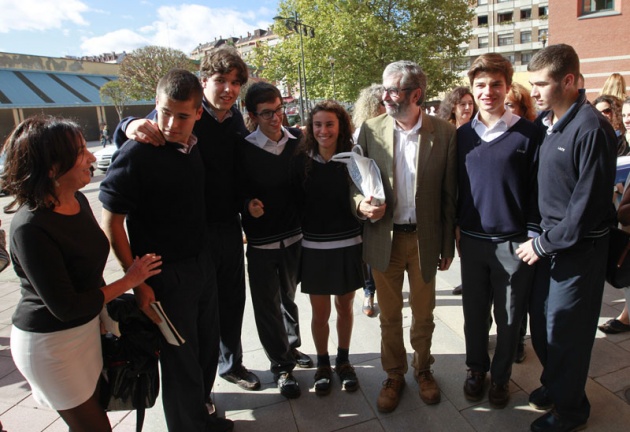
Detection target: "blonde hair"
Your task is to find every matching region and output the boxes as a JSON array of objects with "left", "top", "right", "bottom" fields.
[
  {"left": 352, "top": 84, "right": 383, "bottom": 128},
  {"left": 600, "top": 73, "right": 627, "bottom": 100},
  {"left": 507, "top": 82, "right": 536, "bottom": 121}
]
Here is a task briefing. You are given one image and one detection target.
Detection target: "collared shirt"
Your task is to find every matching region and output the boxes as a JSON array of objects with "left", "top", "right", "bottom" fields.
[
  {"left": 542, "top": 111, "right": 555, "bottom": 135},
  {"left": 244, "top": 126, "right": 302, "bottom": 250},
  {"left": 245, "top": 126, "right": 297, "bottom": 155},
  {"left": 471, "top": 109, "right": 520, "bottom": 142},
  {"left": 170, "top": 133, "right": 198, "bottom": 155},
  {"left": 393, "top": 114, "right": 423, "bottom": 225},
  {"left": 203, "top": 98, "right": 233, "bottom": 123}
]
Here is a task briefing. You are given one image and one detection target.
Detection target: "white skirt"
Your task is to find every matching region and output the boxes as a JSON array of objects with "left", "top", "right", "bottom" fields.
[{"left": 11, "top": 316, "right": 103, "bottom": 410}]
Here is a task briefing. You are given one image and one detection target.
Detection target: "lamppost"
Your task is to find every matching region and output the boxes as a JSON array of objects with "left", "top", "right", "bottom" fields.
[
  {"left": 329, "top": 56, "right": 336, "bottom": 99},
  {"left": 274, "top": 12, "right": 315, "bottom": 122}
]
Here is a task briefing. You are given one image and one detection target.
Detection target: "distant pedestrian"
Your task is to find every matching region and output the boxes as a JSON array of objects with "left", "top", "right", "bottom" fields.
[{"left": 100, "top": 123, "right": 111, "bottom": 147}]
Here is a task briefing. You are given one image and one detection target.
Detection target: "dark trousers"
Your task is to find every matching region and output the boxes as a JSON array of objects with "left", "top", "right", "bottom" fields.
[
  {"left": 150, "top": 248, "right": 219, "bottom": 432},
  {"left": 530, "top": 236, "right": 608, "bottom": 424},
  {"left": 246, "top": 241, "right": 301, "bottom": 375},
  {"left": 460, "top": 235, "right": 533, "bottom": 385},
  {"left": 207, "top": 216, "right": 246, "bottom": 379}
]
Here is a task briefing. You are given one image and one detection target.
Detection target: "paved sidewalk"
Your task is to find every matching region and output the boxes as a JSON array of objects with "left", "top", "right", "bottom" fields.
[{"left": 1, "top": 168, "right": 629, "bottom": 431}]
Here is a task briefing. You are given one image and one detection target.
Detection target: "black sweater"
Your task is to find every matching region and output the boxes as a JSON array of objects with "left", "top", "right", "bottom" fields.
[
  {"left": 10, "top": 193, "right": 107, "bottom": 332},
  {"left": 457, "top": 118, "right": 541, "bottom": 240},
  {"left": 533, "top": 90, "right": 617, "bottom": 257},
  {"left": 99, "top": 140, "right": 209, "bottom": 263},
  {"left": 237, "top": 130, "right": 302, "bottom": 246}
]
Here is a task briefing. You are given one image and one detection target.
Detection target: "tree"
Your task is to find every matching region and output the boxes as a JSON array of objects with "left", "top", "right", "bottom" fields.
[
  {"left": 118, "top": 46, "right": 197, "bottom": 101},
  {"left": 253, "top": 0, "right": 473, "bottom": 103},
  {"left": 99, "top": 80, "right": 129, "bottom": 121}
]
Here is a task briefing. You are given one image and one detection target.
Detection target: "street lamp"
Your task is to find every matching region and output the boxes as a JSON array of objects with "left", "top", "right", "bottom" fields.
[
  {"left": 329, "top": 56, "right": 336, "bottom": 99},
  {"left": 274, "top": 12, "right": 315, "bottom": 122}
]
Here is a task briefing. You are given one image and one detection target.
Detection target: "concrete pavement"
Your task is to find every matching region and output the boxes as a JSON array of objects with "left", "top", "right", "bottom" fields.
[{"left": 0, "top": 153, "right": 629, "bottom": 431}]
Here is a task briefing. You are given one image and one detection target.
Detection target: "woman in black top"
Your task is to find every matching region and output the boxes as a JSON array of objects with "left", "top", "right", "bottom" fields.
[
  {"left": 292, "top": 101, "right": 364, "bottom": 396},
  {"left": 1, "top": 116, "right": 161, "bottom": 432}
]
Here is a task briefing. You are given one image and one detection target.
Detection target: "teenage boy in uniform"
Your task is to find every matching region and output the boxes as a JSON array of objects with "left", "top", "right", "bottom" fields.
[
  {"left": 100, "top": 69, "right": 232, "bottom": 432},
  {"left": 237, "top": 82, "right": 311, "bottom": 399},
  {"left": 517, "top": 44, "right": 617, "bottom": 432},
  {"left": 457, "top": 53, "right": 540, "bottom": 408},
  {"left": 113, "top": 47, "right": 262, "bottom": 400}
]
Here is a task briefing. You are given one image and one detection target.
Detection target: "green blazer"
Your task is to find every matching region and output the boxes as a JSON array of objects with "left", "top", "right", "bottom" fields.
[{"left": 354, "top": 112, "right": 457, "bottom": 283}]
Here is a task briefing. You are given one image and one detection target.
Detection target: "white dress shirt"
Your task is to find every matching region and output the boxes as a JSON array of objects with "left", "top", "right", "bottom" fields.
[
  {"left": 392, "top": 115, "right": 423, "bottom": 225},
  {"left": 471, "top": 109, "right": 520, "bottom": 142}
]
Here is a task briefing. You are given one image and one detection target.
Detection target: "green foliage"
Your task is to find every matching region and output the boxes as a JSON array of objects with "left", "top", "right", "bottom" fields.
[
  {"left": 99, "top": 80, "right": 128, "bottom": 121},
  {"left": 118, "top": 46, "right": 197, "bottom": 101},
  {"left": 256, "top": 0, "right": 473, "bottom": 103}
]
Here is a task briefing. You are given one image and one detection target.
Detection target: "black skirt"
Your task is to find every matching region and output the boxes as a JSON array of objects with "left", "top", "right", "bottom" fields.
[{"left": 300, "top": 243, "right": 364, "bottom": 295}]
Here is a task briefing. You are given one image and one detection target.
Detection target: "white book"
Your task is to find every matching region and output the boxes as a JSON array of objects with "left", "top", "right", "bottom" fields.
[{"left": 150, "top": 301, "right": 186, "bottom": 346}]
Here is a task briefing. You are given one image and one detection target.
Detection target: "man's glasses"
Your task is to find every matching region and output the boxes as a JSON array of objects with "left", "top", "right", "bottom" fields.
[
  {"left": 382, "top": 87, "right": 415, "bottom": 97},
  {"left": 254, "top": 106, "right": 285, "bottom": 120}
]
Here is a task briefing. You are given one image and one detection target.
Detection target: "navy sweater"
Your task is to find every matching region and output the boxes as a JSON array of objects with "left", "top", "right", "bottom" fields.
[
  {"left": 114, "top": 101, "right": 248, "bottom": 225},
  {"left": 99, "top": 140, "right": 209, "bottom": 263},
  {"left": 533, "top": 90, "right": 617, "bottom": 257},
  {"left": 457, "top": 118, "right": 541, "bottom": 241},
  {"left": 237, "top": 130, "right": 302, "bottom": 246}
]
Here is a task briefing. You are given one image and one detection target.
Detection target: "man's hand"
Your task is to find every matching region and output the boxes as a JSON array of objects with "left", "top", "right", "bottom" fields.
[
  {"left": 358, "top": 196, "right": 386, "bottom": 221},
  {"left": 134, "top": 283, "right": 162, "bottom": 324},
  {"left": 248, "top": 198, "right": 265, "bottom": 218},
  {"left": 127, "top": 119, "right": 165, "bottom": 146},
  {"left": 438, "top": 257, "right": 453, "bottom": 271},
  {"left": 516, "top": 239, "right": 540, "bottom": 265}
]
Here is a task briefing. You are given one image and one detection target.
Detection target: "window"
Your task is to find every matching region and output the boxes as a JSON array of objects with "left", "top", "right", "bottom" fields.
[
  {"left": 521, "top": 52, "right": 533, "bottom": 64},
  {"left": 506, "top": 54, "right": 515, "bottom": 64},
  {"left": 477, "top": 0, "right": 488, "bottom": 5},
  {"left": 520, "top": 31, "right": 532, "bottom": 43},
  {"left": 478, "top": 15, "right": 488, "bottom": 26},
  {"left": 498, "top": 12, "right": 513, "bottom": 23},
  {"left": 538, "top": 6, "right": 549, "bottom": 17},
  {"left": 478, "top": 36, "right": 489, "bottom": 49},
  {"left": 581, "top": 0, "right": 614, "bottom": 15},
  {"left": 498, "top": 0, "right": 511, "bottom": 3},
  {"left": 498, "top": 33, "right": 514, "bottom": 46},
  {"left": 520, "top": 9, "right": 532, "bottom": 20}
]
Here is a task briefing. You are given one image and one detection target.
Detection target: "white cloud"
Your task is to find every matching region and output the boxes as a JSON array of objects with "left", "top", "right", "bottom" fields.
[
  {"left": 79, "top": 4, "right": 275, "bottom": 56},
  {"left": 0, "top": 0, "right": 89, "bottom": 33},
  {"left": 80, "top": 29, "right": 150, "bottom": 55}
]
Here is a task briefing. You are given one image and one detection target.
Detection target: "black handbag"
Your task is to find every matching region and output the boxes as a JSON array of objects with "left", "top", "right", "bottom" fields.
[
  {"left": 100, "top": 294, "right": 160, "bottom": 432},
  {"left": 606, "top": 226, "right": 630, "bottom": 288}
]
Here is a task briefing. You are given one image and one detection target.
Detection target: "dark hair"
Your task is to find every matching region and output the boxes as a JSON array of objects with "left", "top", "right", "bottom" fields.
[
  {"left": 245, "top": 82, "right": 282, "bottom": 113},
  {"left": 437, "top": 86, "right": 477, "bottom": 125},
  {"left": 1, "top": 115, "right": 85, "bottom": 213},
  {"left": 156, "top": 68, "right": 203, "bottom": 108},
  {"left": 468, "top": 53, "right": 513, "bottom": 87},
  {"left": 507, "top": 82, "right": 536, "bottom": 121},
  {"left": 298, "top": 101, "right": 354, "bottom": 178},
  {"left": 528, "top": 44, "right": 580, "bottom": 84},
  {"left": 199, "top": 45, "right": 248, "bottom": 85},
  {"left": 593, "top": 94, "right": 624, "bottom": 132},
  {"left": 383, "top": 61, "right": 427, "bottom": 105}
]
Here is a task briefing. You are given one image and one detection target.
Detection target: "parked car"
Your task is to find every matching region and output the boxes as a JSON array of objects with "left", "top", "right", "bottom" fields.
[
  {"left": 92, "top": 145, "right": 117, "bottom": 172},
  {"left": 617, "top": 155, "right": 630, "bottom": 186}
]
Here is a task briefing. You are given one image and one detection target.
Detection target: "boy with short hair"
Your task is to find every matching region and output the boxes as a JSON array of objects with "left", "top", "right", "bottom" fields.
[
  {"left": 100, "top": 69, "right": 232, "bottom": 432},
  {"left": 238, "top": 81, "right": 311, "bottom": 399},
  {"left": 457, "top": 53, "right": 541, "bottom": 408}
]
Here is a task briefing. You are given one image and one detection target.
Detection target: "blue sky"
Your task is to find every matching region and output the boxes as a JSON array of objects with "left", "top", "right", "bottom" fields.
[{"left": 0, "top": 0, "right": 280, "bottom": 58}]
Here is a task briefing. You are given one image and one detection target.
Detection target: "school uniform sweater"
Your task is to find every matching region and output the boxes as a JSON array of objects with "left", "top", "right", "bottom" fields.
[{"left": 457, "top": 118, "right": 541, "bottom": 241}]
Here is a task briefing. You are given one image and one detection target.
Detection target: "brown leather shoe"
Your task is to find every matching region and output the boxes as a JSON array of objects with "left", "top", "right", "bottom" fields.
[
  {"left": 377, "top": 375, "right": 405, "bottom": 413},
  {"left": 489, "top": 382, "right": 510, "bottom": 408},
  {"left": 417, "top": 370, "right": 441, "bottom": 404},
  {"left": 463, "top": 369, "right": 486, "bottom": 401}
]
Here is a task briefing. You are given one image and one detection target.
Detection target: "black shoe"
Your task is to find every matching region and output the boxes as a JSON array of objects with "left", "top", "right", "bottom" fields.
[
  {"left": 452, "top": 284, "right": 463, "bottom": 295},
  {"left": 335, "top": 362, "right": 359, "bottom": 392},
  {"left": 221, "top": 365, "right": 261, "bottom": 391},
  {"left": 206, "top": 397, "right": 216, "bottom": 417},
  {"left": 598, "top": 318, "right": 630, "bottom": 334},
  {"left": 463, "top": 369, "right": 486, "bottom": 402},
  {"left": 488, "top": 382, "right": 510, "bottom": 408},
  {"left": 207, "top": 415, "right": 234, "bottom": 432},
  {"left": 314, "top": 366, "right": 332, "bottom": 396},
  {"left": 515, "top": 343, "right": 527, "bottom": 364},
  {"left": 530, "top": 410, "right": 586, "bottom": 432},
  {"left": 529, "top": 386, "right": 554, "bottom": 411},
  {"left": 292, "top": 349, "right": 313, "bottom": 368},
  {"left": 276, "top": 372, "right": 301, "bottom": 399}
]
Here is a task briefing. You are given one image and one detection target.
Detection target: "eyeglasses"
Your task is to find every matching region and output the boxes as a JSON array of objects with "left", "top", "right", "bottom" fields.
[
  {"left": 382, "top": 87, "right": 415, "bottom": 97},
  {"left": 600, "top": 108, "right": 612, "bottom": 115},
  {"left": 254, "top": 106, "right": 285, "bottom": 120}
]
